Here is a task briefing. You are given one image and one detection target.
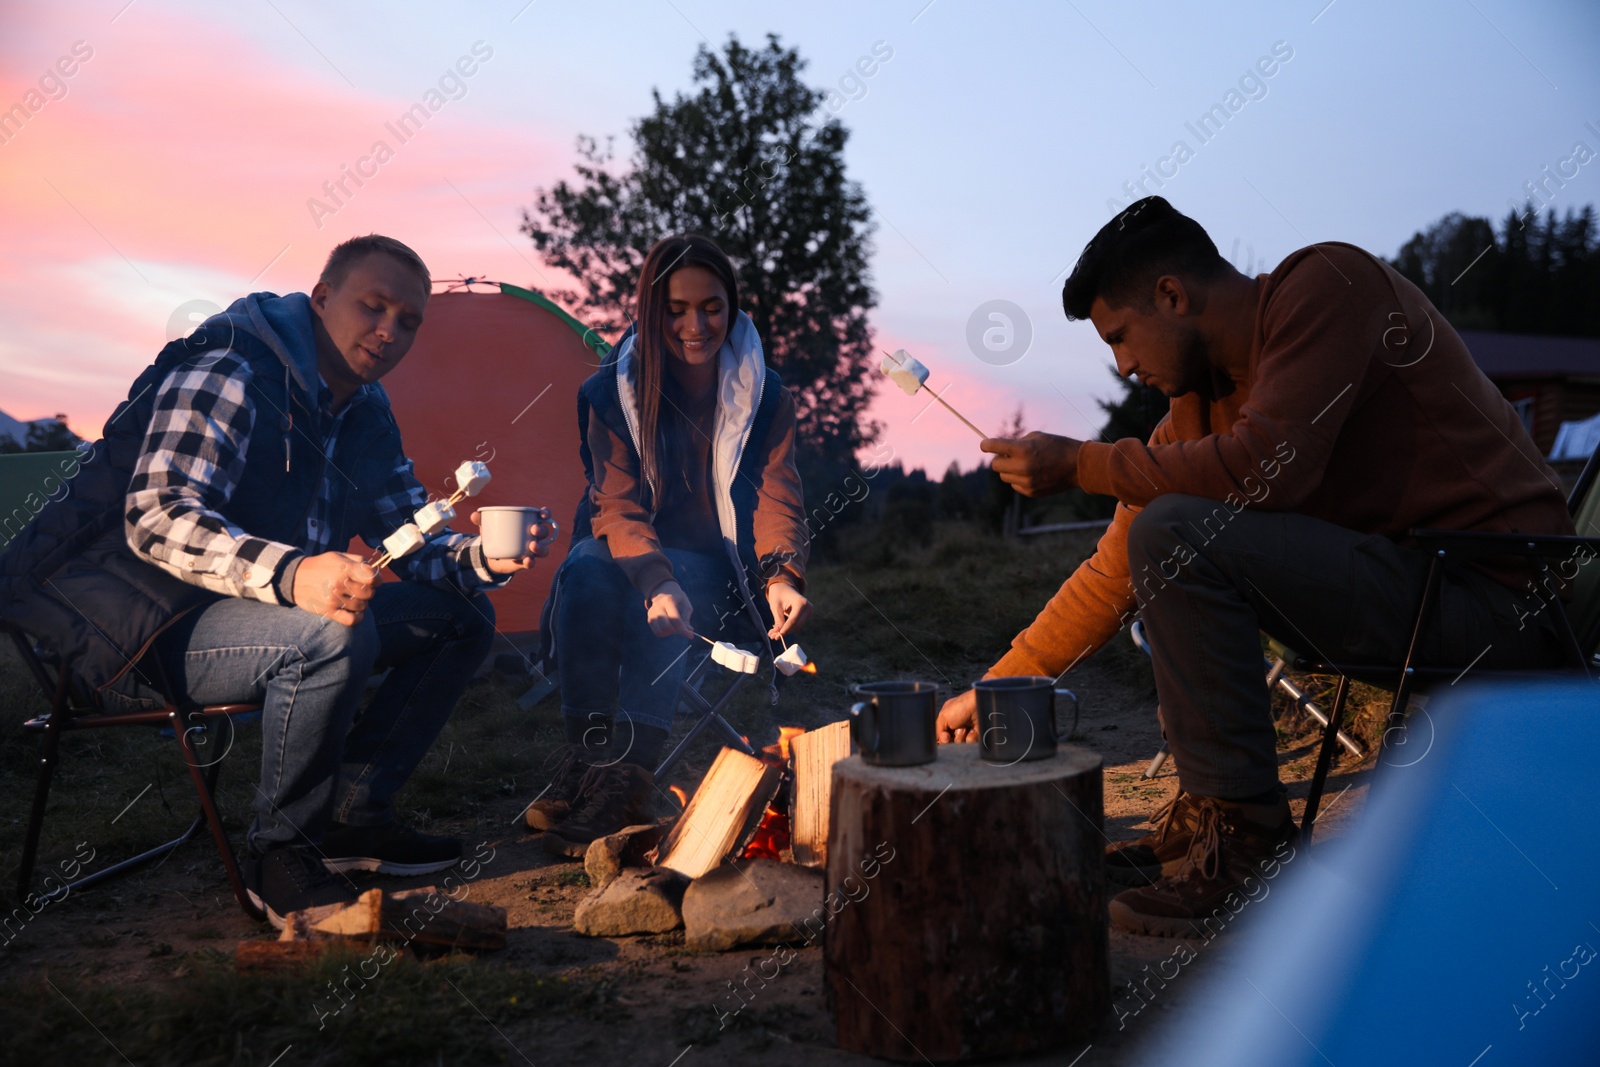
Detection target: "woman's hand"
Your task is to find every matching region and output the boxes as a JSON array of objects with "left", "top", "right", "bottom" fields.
[
  {"left": 646, "top": 580, "right": 695, "bottom": 638},
  {"left": 765, "top": 581, "right": 811, "bottom": 639}
]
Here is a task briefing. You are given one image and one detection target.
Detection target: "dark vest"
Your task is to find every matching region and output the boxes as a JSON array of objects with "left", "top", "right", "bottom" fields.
[
  {"left": 570, "top": 356, "right": 786, "bottom": 591},
  {"left": 538, "top": 342, "right": 787, "bottom": 672},
  {"left": 0, "top": 320, "right": 404, "bottom": 711}
]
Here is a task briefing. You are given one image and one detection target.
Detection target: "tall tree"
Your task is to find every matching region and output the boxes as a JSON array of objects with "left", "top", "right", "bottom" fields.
[{"left": 521, "top": 33, "right": 880, "bottom": 474}]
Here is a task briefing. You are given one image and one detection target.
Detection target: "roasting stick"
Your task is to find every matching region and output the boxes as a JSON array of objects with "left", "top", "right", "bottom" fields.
[
  {"left": 370, "top": 460, "right": 493, "bottom": 570},
  {"left": 879, "top": 349, "right": 986, "bottom": 439}
]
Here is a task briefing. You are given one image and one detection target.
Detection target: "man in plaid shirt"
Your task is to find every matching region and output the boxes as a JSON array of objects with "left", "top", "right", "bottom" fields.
[{"left": 3, "top": 235, "right": 555, "bottom": 925}]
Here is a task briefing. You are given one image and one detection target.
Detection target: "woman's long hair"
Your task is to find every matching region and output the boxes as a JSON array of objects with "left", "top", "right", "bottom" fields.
[{"left": 632, "top": 234, "right": 740, "bottom": 509}]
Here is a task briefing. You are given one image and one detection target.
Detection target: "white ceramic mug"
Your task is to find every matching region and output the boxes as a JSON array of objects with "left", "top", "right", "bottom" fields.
[{"left": 477, "top": 506, "right": 542, "bottom": 559}]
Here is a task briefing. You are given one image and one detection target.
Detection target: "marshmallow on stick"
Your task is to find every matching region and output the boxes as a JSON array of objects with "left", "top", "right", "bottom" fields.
[
  {"left": 453, "top": 461, "right": 492, "bottom": 498},
  {"left": 414, "top": 500, "right": 456, "bottom": 537},
  {"left": 703, "top": 637, "right": 761, "bottom": 674},
  {"left": 774, "top": 643, "right": 811, "bottom": 676},
  {"left": 880, "top": 350, "right": 930, "bottom": 396},
  {"left": 372, "top": 457, "right": 491, "bottom": 569},
  {"left": 373, "top": 522, "right": 426, "bottom": 569},
  {"left": 878, "top": 349, "right": 985, "bottom": 438}
]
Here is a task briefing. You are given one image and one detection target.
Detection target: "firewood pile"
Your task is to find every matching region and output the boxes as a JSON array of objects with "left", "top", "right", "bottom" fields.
[{"left": 569, "top": 720, "right": 851, "bottom": 951}]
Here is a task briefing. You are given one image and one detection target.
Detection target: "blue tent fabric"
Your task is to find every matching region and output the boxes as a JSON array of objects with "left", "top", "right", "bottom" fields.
[{"left": 1144, "top": 679, "right": 1600, "bottom": 1066}]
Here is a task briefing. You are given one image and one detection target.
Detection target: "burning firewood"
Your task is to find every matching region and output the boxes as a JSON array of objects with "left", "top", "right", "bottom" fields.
[
  {"left": 788, "top": 720, "right": 852, "bottom": 867},
  {"left": 655, "top": 747, "right": 782, "bottom": 879}
]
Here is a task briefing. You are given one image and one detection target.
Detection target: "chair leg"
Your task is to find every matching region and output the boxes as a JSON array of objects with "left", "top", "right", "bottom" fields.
[
  {"left": 654, "top": 670, "right": 758, "bottom": 780},
  {"left": 1143, "top": 740, "right": 1171, "bottom": 780},
  {"left": 16, "top": 667, "right": 70, "bottom": 901},
  {"left": 174, "top": 713, "right": 263, "bottom": 921},
  {"left": 1299, "top": 675, "right": 1351, "bottom": 845}
]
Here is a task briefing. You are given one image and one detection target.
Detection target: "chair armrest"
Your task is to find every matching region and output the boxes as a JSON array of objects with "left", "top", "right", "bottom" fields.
[{"left": 1408, "top": 529, "right": 1600, "bottom": 559}]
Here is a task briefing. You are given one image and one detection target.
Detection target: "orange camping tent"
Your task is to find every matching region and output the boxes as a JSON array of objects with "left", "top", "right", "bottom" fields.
[{"left": 377, "top": 281, "right": 609, "bottom": 635}]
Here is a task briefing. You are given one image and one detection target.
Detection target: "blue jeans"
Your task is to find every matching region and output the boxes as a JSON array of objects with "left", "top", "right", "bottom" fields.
[
  {"left": 155, "top": 582, "right": 496, "bottom": 853},
  {"left": 556, "top": 538, "right": 745, "bottom": 732}
]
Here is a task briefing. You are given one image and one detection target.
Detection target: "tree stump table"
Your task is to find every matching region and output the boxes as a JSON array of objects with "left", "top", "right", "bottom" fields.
[{"left": 824, "top": 743, "right": 1108, "bottom": 1062}]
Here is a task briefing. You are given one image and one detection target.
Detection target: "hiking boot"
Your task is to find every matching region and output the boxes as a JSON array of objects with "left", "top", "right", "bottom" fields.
[
  {"left": 1108, "top": 794, "right": 1299, "bottom": 938},
  {"left": 1106, "top": 792, "right": 1209, "bottom": 887},
  {"left": 543, "top": 762, "right": 655, "bottom": 859},
  {"left": 523, "top": 744, "right": 604, "bottom": 831},
  {"left": 320, "top": 822, "right": 462, "bottom": 876},
  {"left": 245, "top": 845, "right": 360, "bottom": 930}
]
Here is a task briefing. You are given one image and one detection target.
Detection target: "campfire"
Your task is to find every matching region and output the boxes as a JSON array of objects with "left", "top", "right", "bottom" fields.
[
  {"left": 742, "top": 726, "right": 806, "bottom": 861},
  {"left": 645, "top": 719, "right": 852, "bottom": 878},
  {"left": 568, "top": 655, "right": 855, "bottom": 955}
]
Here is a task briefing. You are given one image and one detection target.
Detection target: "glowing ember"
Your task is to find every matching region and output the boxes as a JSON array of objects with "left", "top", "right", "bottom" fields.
[
  {"left": 742, "top": 807, "right": 791, "bottom": 861},
  {"left": 668, "top": 784, "right": 688, "bottom": 807},
  {"left": 801, "top": 661, "right": 818, "bottom": 674}
]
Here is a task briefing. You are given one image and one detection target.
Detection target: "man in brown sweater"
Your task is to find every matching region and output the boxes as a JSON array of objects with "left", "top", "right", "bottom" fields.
[{"left": 937, "top": 197, "right": 1572, "bottom": 937}]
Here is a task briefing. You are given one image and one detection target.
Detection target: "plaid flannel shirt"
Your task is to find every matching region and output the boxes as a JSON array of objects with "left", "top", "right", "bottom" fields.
[{"left": 125, "top": 351, "right": 505, "bottom": 605}]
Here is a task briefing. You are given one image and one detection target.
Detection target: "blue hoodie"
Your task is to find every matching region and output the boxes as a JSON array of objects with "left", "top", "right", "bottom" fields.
[{"left": 0, "top": 292, "right": 408, "bottom": 712}]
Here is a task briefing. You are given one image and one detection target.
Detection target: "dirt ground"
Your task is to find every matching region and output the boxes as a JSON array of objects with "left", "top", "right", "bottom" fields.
[{"left": 0, "top": 642, "right": 1377, "bottom": 1067}]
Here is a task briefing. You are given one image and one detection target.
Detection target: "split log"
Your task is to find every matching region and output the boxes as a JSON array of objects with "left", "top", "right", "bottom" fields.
[
  {"left": 790, "top": 720, "right": 852, "bottom": 868},
  {"left": 656, "top": 747, "right": 781, "bottom": 879},
  {"left": 825, "top": 743, "right": 1108, "bottom": 1061}
]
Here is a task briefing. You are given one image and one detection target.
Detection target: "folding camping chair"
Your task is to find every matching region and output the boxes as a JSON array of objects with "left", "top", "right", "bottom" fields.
[
  {"left": 6, "top": 622, "right": 264, "bottom": 919},
  {"left": 1127, "top": 444, "right": 1600, "bottom": 845},
  {"left": 1292, "top": 444, "right": 1600, "bottom": 842},
  {"left": 1133, "top": 621, "right": 1364, "bottom": 781},
  {"left": 651, "top": 639, "right": 774, "bottom": 779}
]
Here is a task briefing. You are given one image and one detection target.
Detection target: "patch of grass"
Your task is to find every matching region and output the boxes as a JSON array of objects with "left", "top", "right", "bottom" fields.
[{"left": 0, "top": 952, "right": 613, "bottom": 1066}]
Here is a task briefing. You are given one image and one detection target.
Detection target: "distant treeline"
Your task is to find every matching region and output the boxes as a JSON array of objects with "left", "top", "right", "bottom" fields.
[{"left": 1389, "top": 205, "right": 1599, "bottom": 338}]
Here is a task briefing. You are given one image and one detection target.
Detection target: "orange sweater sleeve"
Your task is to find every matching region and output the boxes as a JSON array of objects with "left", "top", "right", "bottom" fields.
[
  {"left": 1075, "top": 245, "right": 1381, "bottom": 510},
  {"left": 986, "top": 416, "right": 1181, "bottom": 678}
]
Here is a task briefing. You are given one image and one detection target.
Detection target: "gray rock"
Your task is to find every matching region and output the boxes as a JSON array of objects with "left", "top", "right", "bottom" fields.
[
  {"left": 682, "top": 859, "right": 825, "bottom": 952},
  {"left": 584, "top": 821, "right": 673, "bottom": 890},
  {"left": 571, "top": 867, "right": 686, "bottom": 937}
]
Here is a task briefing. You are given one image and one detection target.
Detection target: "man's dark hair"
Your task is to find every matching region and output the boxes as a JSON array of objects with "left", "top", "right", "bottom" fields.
[
  {"left": 318, "top": 234, "right": 431, "bottom": 291},
  {"left": 1061, "top": 197, "right": 1228, "bottom": 320}
]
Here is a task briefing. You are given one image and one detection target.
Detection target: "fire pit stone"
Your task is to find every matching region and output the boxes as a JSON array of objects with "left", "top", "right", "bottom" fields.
[
  {"left": 584, "top": 819, "right": 675, "bottom": 890},
  {"left": 572, "top": 867, "right": 687, "bottom": 937},
  {"left": 682, "top": 858, "right": 824, "bottom": 953}
]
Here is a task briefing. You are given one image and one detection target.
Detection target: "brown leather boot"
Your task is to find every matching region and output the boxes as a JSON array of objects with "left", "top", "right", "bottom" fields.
[
  {"left": 1106, "top": 792, "right": 1209, "bottom": 887},
  {"left": 543, "top": 762, "right": 655, "bottom": 858},
  {"left": 523, "top": 744, "right": 601, "bottom": 831},
  {"left": 1108, "top": 794, "right": 1299, "bottom": 938}
]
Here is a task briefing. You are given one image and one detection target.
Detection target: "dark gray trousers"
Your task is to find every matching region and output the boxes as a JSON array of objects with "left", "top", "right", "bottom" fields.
[{"left": 1125, "top": 494, "right": 1565, "bottom": 798}]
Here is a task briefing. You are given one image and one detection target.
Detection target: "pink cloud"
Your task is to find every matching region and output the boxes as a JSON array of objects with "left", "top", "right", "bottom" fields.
[{"left": 0, "top": 5, "right": 568, "bottom": 432}]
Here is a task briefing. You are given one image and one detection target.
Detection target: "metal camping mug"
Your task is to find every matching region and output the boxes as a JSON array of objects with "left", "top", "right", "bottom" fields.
[
  {"left": 849, "top": 681, "right": 939, "bottom": 767},
  {"left": 973, "top": 676, "right": 1058, "bottom": 763}
]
